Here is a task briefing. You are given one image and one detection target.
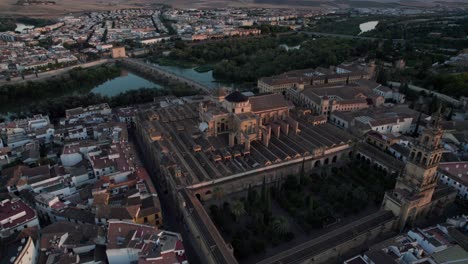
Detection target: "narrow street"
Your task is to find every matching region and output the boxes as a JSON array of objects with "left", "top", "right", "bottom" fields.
[{"left": 129, "top": 128, "right": 201, "bottom": 264}]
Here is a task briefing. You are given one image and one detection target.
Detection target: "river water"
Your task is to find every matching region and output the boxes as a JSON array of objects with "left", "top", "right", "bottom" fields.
[
  {"left": 91, "top": 70, "right": 161, "bottom": 96},
  {"left": 0, "top": 64, "right": 232, "bottom": 115},
  {"left": 279, "top": 44, "right": 301, "bottom": 51},
  {"left": 359, "top": 21, "right": 379, "bottom": 35},
  {"left": 92, "top": 64, "right": 235, "bottom": 96},
  {"left": 15, "top": 23, "right": 35, "bottom": 32},
  {"left": 151, "top": 63, "right": 235, "bottom": 89}
]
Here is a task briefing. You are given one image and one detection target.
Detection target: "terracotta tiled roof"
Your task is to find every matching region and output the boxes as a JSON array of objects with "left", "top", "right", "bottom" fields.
[
  {"left": 369, "top": 117, "right": 400, "bottom": 127},
  {"left": 0, "top": 198, "right": 37, "bottom": 229},
  {"left": 250, "top": 94, "right": 290, "bottom": 113},
  {"left": 439, "top": 162, "right": 468, "bottom": 186}
]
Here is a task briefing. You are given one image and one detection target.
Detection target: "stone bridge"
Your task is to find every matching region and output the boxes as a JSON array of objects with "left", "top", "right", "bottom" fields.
[{"left": 119, "top": 58, "right": 212, "bottom": 93}]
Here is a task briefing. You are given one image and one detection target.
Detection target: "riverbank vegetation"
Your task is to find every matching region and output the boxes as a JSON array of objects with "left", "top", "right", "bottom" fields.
[
  {"left": 25, "top": 86, "right": 198, "bottom": 119},
  {"left": 363, "top": 16, "right": 468, "bottom": 49},
  {"left": 0, "top": 65, "right": 120, "bottom": 112},
  {"left": 309, "top": 15, "right": 382, "bottom": 36},
  {"left": 194, "top": 65, "right": 213, "bottom": 73},
  {"left": 362, "top": 14, "right": 468, "bottom": 99},
  {"left": 394, "top": 69, "right": 468, "bottom": 99},
  {"left": 0, "top": 17, "right": 55, "bottom": 32},
  {"left": 0, "top": 64, "right": 199, "bottom": 118},
  {"left": 151, "top": 57, "right": 196, "bottom": 68},
  {"left": 241, "top": 24, "right": 292, "bottom": 34},
  {"left": 0, "top": 19, "right": 17, "bottom": 32},
  {"left": 376, "top": 37, "right": 468, "bottom": 99},
  {"left": 152, "top": 35, "right": 377, "bottom": 83},
  {"left": 213, "top": 37, "right": 375, "bottom": 82}
]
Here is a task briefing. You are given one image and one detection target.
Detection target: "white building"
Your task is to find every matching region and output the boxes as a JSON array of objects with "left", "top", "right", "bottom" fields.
[
  {"left": 0, "top": 199, "right": 40, "bottom": 238},
  {"left": 106, "top": 220, "right": 187, "bottom": 264},
  {"left": 13, "top": 236, "right": 38, "bottom": 264},
  {"left": 34, "top": 193, "right": 63, "bottom": 221},
  {"left": 60, "top": 143, "right": 83, "bottom": 167},
  {"left": 372, "top": 84, "right": 405, "bottom": 104},
  {"left": 437, "top": 162, "right": 468, "bottom": 199},
  {"left": 30, "top": 176, "right": 76, "bottom": 197},
  {"left": 65, "top": 103, "right": 112, "bottom": 120},
  {"left": 367, "top": 115, "right": 413, "bottom": 134},
  {"left": 407, "top": 228, "right": 449, "bottom": 254},
  {"left": 139, "top": 37, "right": 171, "bottom": 45},
  {"left": 26, "top": 115, "right": 50, "bottom": 131},
  {"left": 96, "top": 44, "right": 113, "bottom": 51}
]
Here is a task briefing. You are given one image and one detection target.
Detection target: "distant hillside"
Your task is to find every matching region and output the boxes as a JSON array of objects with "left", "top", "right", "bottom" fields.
[
  {"left": 253, "top": 0, "right": 325, "bottom": 7},
  {"left": 252, "top": 0, "right": 463, "bottom": 8}
]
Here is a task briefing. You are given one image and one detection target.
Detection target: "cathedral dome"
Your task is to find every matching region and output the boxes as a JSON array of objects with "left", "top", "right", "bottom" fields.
[{"left": 225, "top": 91, "right": 248, "bottom": 103}]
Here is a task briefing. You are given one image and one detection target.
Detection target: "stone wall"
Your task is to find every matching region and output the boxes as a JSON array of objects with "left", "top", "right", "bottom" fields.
[
  {"left": 189, "top": 149, "right": 353, "bottom": 202},
  {"left": 257, "top": 211, "right": 397, "bottom": 264},
  {"left": 308, "top": 217, "right": 395, "bottom": 264}
]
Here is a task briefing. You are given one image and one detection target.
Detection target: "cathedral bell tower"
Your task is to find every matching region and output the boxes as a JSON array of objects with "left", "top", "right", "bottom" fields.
[{"left": 382, "top": 110, "right": 446, "bottom": 229}]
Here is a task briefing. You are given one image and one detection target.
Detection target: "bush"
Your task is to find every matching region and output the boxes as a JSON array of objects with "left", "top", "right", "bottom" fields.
[{"left": 251, "top": 238, "right": 266, "bottom": 253}]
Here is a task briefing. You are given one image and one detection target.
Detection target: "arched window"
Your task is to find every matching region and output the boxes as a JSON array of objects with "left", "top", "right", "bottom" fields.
[
  {"left": 314, "top": 160, "right": 321, "bottom": 167},
  {"left": 332, "top": 156, "right": 337, "bottom": 163},
  {"left": 415, "top": 152, "right": 422, "bottom": 163},
  {"left": 324, "top": 158, "right": 329, "bottom": 165}
]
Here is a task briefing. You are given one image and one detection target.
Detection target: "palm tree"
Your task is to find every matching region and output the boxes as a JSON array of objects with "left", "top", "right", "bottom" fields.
[
  {"left": 231, "top": 200, "right": 246, "bottom": 222},
  {"left": 271, "top": 216, "right": 290, "bottom": 236}
]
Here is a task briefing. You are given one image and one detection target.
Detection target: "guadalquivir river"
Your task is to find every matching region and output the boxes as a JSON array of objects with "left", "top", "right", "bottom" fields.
[
  {"left": 91, "top": 70, "right": 161, "bottom": 96},
  {"left": 92, "top": 64, "right": 234, "bottom": 96},
  {"left": 359, "top": 21, "right": 379, "bottom": 35},
  {"left": 0, "top": 64, "right": 234, "bottom": 116},
  {"left": 149, "top": 63, "right": 235, "bottom": 90}
]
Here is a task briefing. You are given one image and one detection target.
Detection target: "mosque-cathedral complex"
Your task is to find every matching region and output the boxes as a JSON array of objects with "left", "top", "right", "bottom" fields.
[{"left": 136, "top": 87, "right": 458, "bottom": 264}]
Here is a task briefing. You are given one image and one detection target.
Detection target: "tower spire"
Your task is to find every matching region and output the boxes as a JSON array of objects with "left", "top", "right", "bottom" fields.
[
  {"left": 381, "top": 103, "right": 454, "bottom": 229},
  {"left": 432, "top": 105, "right": 443, "bottom": 129}
]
